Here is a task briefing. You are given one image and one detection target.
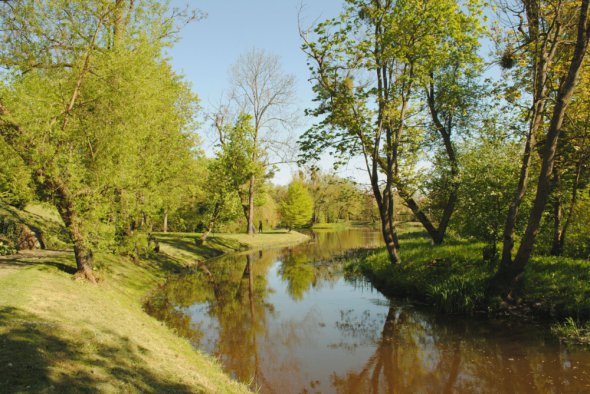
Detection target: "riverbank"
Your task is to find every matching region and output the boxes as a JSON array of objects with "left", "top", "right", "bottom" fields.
[
  {"left": 347, "top": 230, "right": 590, "bottom": 344},
  {"left": 0, "top": 230, "right": 308, "bottom": 392},
  {"left": 153, "top": 230, "right": 310, "bottom": 264}
]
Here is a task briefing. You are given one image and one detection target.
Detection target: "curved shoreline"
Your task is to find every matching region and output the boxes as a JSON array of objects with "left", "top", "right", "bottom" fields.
[{"left": 0, "top": 230, "right": 309, "bottom": 393}]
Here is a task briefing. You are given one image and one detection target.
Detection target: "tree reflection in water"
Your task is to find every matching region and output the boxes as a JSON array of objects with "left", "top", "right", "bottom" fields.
[{"left": 145, "top": 230, "right": 590, "bottom": 394}]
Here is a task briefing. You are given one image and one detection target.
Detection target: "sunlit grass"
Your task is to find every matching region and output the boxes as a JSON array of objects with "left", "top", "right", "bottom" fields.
[
  {"left": 0, "top": 250, "right": 251, "bottom": 393},
  {"left": 153, "top": 230, "right": 309, "bottom": 265},
  {"left": 351, "top": 228, "right": 590, "bottom": 343}
]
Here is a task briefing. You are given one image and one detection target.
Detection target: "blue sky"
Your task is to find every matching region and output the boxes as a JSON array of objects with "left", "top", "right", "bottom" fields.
[
  {"left": 168, "top": 0, "right": 345, "bottom": 184},
  {"left": 167, "top": 1, "right": 499, "bottom": 186}
]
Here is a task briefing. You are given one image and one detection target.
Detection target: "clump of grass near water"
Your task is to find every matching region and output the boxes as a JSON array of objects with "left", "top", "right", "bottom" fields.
[{"left": 349, "top": 228, "right": 590, "bottom": 340}]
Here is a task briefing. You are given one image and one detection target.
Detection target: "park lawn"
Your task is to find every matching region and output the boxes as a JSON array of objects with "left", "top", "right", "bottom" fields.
[{"left": 349, "top": 229, "right": 590, "bottom": 343}]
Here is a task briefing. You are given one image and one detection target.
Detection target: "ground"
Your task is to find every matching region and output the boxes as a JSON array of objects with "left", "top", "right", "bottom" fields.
[{"left": 0, "top": 229, "right": 309, "bottom": 393}]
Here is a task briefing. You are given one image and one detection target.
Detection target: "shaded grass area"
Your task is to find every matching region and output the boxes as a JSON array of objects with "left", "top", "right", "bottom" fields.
[
  {"left": 153, "top": 230, "right": 309, "bottom": 264},
  {"left": 311, "top": 222, "right": 348, "bottom": 230},
  {"left": 349, "top": 229, "right": 590, "bottom": 343},
  {"left": 0, "top": 203, "right": 70, "bottom": 250},
  {"left": 0, "top": 251, "right": 251, "bottom": 393},
  {"left": 153, "top": 232, "right": 247, "bottom": 263}
]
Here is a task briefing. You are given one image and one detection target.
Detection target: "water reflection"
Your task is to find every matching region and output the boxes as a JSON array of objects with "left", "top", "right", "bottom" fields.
[{"left": 145, "top": 230, "right": 590, "bottom": 393}]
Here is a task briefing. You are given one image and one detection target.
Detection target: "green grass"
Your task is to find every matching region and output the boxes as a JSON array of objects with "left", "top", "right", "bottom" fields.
[
  {"left": 551, "top": 318, "right": 590, "bottom": 345},
  {"left": 153, "top": 229, "right": 309, "bottom": 265},
  {"left": 0, "top": 251, "right": 251, "bottom": 393},
  {"left": 216, "top": 229, "right": 309, "bottom": 249},
  {"left": 0, "top": 202, "right": 70, "bottom": 250},
  {"left": 0, "top": 223, "right": 309, "bottom": 393},
  {"left": 311, "top": 222, "right": 348, "bottom": 230},
  {"left": 349, "top": 228, "right": 590, "bottom": 342}
]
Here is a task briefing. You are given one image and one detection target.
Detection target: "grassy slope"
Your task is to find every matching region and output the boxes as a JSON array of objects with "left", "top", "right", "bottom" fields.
[
  {"left": 0, "top": 251, "right": 251, "bottom": 393},
  {"left": 0, "top": 203, "right": 70, "bottom": 250},
  {"left": 154, "top": 230, "right": 309, "bottom": 264},
  {"left": 0, "top": 211, "right": 309, "bottom": 393},
  {"left": 351, "top": 228, "right": 590, "bottom": 342}
]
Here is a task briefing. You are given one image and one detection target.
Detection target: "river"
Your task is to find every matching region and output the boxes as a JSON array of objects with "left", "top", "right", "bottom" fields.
[{"left": 145, "top": 229, "right": 590, "bottom": 393}]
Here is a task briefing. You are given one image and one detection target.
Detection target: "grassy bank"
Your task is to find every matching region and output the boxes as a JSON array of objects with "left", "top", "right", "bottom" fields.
[
  {"left": 0, "top": 250, "right": 251, "bottom": 393},
  {"left": 310, "top": 221, "right": 382, "bottom": 230},
  {"left": 348, "top": 230, "right": 590, "bottom": 343},
  {"left": 0, "top": 227, "right": 308, "bottom": 392},
  {"left": 153, "top": 230, "right": 309, "bottom": 264}
]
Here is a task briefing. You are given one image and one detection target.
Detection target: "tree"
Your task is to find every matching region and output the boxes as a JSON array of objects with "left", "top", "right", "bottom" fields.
[
  {"left": 453, "top": 139, "right": 524, "bottom": 260},
  {"left": 212, "top": 113, "right": 266, "bottom": 235},
  {"left": 496, "top": 0, "right": 590, "bottom": 287},
  {"left": 299, "top": 0, "right": 484, "bottom": 264},
  {"left": 280, "top": 180, "right": 313, "bottom": 230},
  {"left": 0, "top": 139, "right": 33, "bottom": 208},
  {"left": 227, "top": 48, "right": 296, "bottom": 234},
  {"left": 546, "top": 66, "right": 590, "bottom": 256},
  {"left": 0, "top": 0, "right": 200, "bottom": 281}
]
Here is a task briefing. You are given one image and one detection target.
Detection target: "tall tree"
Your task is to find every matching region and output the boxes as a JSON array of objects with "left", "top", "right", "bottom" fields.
[
  {"left": 299, "top": 0, "right": 484, "bottom": 263},
  {"left": 228, "top": 49, "right": 296, "bottom": 234},
  {"left": 280, "top": 179, "right": 313, "bottom": 231},
  {"left": 496, "top": 0, "right": 590, "bottom": 287},
  {"left": 0, "top": 0, "right": 200, "bottom": 281},
  {"left": 200, "top": 114, "right": 264, "bottom": 242}
]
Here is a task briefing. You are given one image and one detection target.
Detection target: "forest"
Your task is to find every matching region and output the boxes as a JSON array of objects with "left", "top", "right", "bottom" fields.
[{"left": 1, "top": 0, "right": 590, "bottom": 392}]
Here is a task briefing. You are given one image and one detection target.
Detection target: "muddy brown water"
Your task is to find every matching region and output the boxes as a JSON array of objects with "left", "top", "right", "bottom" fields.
[{"left": 145, "top": 229, "right": 590, "bottom": 393}]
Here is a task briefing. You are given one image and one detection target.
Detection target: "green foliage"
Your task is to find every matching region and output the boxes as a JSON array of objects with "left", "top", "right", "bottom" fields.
[
  {"left": 452, "top": 139, "right": 525, "bottom": 253},
  {"left": 218, "top": 113, "right": 265, "bottom": 195},
  {"left": 551, "top": 318, "right": 590, "bottom": 345},
  {"left": 0, "top": 140, "right": 33, "bottom": 208},
  {"left": 564, "top": 192, "right": 590, "bottom": 259},
  {"left": 0, "top": 0, "right": 200, "bottom": 258},
  {"left": 303, "top": 169, "right": 373, "bottom": 224},
  {"left": 0, "top": 236, "right": 16, "bottom": 256},
  {"left": 280, "top": 180, "right": 313, "bottom": 230}
]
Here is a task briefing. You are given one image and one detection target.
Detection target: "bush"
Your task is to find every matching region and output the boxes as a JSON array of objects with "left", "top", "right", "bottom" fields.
[{"left": 0, "top": 235, "right": 16, "bottom": 256}]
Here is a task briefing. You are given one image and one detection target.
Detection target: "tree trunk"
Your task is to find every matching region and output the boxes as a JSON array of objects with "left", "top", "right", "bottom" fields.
[
  {"left": 113, "top": 0, "right": 125, "bottom": 48},
  {"left": 380, "top": 211, "right": 401, "bottom": 264},
  {"left": 424, "top": 82, "right": 460, "bottom": 245},
  {"left": 372, "top": 177, "right": 400, "bottom": 265},
  {"left": 500, "top": 123, "right": 539, "bottom": 267},
  {"left": 507, "top": 1, "right": 590, "bottom": 283},
  {"left": 163, "top": 210, "right": 168, "bottom": 233},
  {"left": 53, "top": 179, "right": 97, "bottom": 283},
  {"left": 201, "top": 199, "right": 223, "bottom": 243},
  {"left": 247, "top": 174, "right": 255, "bottom": 235},
  {"left": 500, "top": 0, "right": 554, "bottom": 269},
  {"left": 550, "top": 197, "right": 563, "bottom": 256}
]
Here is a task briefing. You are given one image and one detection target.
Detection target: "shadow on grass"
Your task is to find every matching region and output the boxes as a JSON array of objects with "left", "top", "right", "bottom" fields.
[
  {"left": 0, "top": 306, "right": 201, "bottom": 393},
  {"left": 0, "top": 204, "right": 70, "bottom": 249},
  {"left": 155, "top": 234, "right": 245, "bottom": 261},
  {"left": 0, "top": 258, "right": 77, "bottom": 275}
]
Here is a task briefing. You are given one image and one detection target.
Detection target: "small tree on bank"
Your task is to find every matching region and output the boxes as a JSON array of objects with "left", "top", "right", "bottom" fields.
[{"left": 280, "top": 180, "right": 313, "bottom": 231}]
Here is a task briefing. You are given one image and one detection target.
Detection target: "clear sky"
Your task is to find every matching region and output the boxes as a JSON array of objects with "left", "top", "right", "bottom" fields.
[
  {"left": 167, "top": 1, "right": 499, "bottom": 187},
  {"left": 168, "top": 0, "right": 346, "bottom": 185}
]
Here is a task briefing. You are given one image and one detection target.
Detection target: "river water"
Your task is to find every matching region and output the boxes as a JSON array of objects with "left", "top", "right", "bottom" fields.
[{"left": 145, "top": 230, "right": 590, "bottom": 393}]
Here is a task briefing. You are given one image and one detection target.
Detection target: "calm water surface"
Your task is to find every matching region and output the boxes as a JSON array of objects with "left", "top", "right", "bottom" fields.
[{"left": 146, "top": 230, "right": 590, "bottom": 393}]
